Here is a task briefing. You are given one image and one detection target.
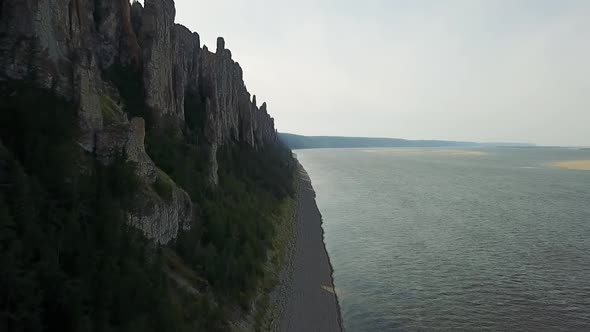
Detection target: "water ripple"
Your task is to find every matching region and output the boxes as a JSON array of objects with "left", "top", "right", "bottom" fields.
[{"left": 298, "top": 148, "right": 590, "bottom": 332}]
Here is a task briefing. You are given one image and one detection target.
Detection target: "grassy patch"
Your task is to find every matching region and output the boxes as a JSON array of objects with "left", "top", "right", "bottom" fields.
[
  {"left": 100, "top": 95, "right": 124, "bottom": 125},
  {"left": 252, "top": 197, "right": 297, "bottom": 331},
  {"left": 152, "top": 169, "right": 175, "bottom": 202},
  {"left": 163, "top": 248, "right": 209, "bottom": 292}
]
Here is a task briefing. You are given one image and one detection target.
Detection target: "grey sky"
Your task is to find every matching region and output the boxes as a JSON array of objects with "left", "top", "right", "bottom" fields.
[{"left": 159, "top": 0, "right": 589, "bottom": 146}]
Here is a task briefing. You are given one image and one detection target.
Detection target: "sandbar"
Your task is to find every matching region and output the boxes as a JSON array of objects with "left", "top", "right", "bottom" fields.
[{"left": 550, "top": 160, "right": 590, "bottom": 171}]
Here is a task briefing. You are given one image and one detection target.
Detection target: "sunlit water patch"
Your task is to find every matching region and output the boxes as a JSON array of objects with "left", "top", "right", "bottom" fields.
[{"left": 550, "top": 160, "right": 590, "bottom": 171}]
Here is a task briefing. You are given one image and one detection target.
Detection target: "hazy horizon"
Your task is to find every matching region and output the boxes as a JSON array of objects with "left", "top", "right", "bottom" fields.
[{"left": 142, "top": 0, "right": 589, "bottom": 146}]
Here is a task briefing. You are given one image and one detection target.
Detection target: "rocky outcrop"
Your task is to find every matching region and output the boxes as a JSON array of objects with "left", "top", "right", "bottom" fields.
[
  {"left": 95, "top": 116, "right": 158, "bottom": 180},
  {"left": 94, "top": 115, "right": 192, "bottom": 244},
  {"left": 133, "top": 0, "right": 277, "bottom": 146},
  {"left": 0, "top": 0, "right": 141, "bottom": 147},
  {"left": 95, "top": 0, "right": 142, "bottom": 69},
  {"left": 200, "top": 38, "right": 247, "bottom": 145},
  {"left": 130, "top": 179, "right": 193, "bottom": 245},
  {"left": 0, "top": 0, "right": 75, "bottom": 96},
  {"left": 139, "top": 0, "right": 177, "bottom": 117},
  {"left": 172, "top": 25, "right": 200, "bottom": 120},
  {"left": 0, "top": 0, "right": 279, "bottom": 243}
]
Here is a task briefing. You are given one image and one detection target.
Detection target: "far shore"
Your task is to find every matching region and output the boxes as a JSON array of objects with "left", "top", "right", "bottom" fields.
[{"left": 549, "top": 160, "right": 590, "bottom": 171}]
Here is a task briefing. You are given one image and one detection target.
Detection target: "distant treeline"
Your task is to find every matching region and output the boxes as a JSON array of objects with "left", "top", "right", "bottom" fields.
[{"left": 279, "top": 133, "right": 533, "bottom": 150}]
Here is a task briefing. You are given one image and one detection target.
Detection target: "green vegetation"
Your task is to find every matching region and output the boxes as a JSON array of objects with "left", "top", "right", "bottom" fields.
[
  {"left": 0, "top": 62, "right": 296, "bottom": 331},
  {"left": 0, "top": 83, "right": 188, "bottom": 331},
  {"left": 153, "top": 170, "right": 175, "bottom": 203},
  {"left": 106, "top": 64, "right": 297, "bottom": 327},
  {"left": 100, "top": 95, "right": 124, "bottom": 125},
  {"left": 252, "top": 198, "right": 297, "bottom": 330},
  {"left": 173, "top": 143, "right": 295, "bottom": 308}
]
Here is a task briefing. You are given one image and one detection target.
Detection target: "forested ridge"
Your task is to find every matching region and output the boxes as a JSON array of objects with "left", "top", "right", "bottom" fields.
[
  {"left": 0, "top": 73, "right": 295, "bottom": 331},
  {"left": 0, "top": 0, "right": 297, "bottom": 329}
]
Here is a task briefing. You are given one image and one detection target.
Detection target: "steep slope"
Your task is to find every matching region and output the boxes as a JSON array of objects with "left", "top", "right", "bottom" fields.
[
  {"left": 0, "top": 0, "right": 294, "bottom": 330},
  {"left": 0, "top": 0, "right": 279, "bottom": 243}
]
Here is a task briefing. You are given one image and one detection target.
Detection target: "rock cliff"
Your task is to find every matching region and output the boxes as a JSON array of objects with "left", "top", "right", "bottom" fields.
[{"left": 0, "top": 0, "right": 278, "bottom": 243}]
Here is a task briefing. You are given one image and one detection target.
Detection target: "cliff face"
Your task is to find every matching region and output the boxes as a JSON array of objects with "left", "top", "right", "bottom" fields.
[{"left": 0, "top": 0, "right": 278, "bottom": 243}]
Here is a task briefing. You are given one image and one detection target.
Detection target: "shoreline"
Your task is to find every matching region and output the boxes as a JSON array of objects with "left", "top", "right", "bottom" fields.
[
  {"left": 306, "top": 165, "right": 346, "bottom": 331},
  {"left": 269, "top": 163, "right": 344, "bottom": 331}
]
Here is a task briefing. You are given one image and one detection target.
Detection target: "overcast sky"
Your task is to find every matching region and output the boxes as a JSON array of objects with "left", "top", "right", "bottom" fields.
[{"left": 156, "top": 0, "right": 588, "bottom": 146}]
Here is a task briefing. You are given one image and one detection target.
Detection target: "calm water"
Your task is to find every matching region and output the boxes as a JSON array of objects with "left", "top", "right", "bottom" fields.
[{"left": 296, "top": 147, "right": 590, "bottom": 332}]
